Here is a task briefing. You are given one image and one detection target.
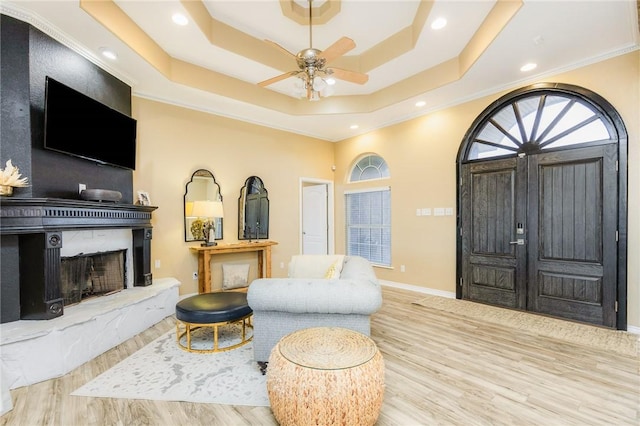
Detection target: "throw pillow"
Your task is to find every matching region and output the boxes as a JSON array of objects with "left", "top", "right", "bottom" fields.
[
  {"left": 222, "top": 263, "right": 250, "bottom": 290},
  {"left": 324, "top": 259, "right": 344, "bottom": 278}
]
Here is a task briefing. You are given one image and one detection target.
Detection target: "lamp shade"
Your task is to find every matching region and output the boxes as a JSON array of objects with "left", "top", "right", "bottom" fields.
[
  {"left": 191, "top": 200, "right": 224, "bottom": 218},
  {"left": 185, "top": 201, "right": 194, "bottom": 217}
]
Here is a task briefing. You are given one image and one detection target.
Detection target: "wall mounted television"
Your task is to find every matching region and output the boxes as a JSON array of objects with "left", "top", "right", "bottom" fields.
[{"left": 44, "top": 76, "right": 137, "bottom": 170}]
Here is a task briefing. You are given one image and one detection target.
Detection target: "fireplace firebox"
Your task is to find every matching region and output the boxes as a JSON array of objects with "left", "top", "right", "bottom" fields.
[{"left": 61, "top": 249, "right": 127, "bottom": 305}]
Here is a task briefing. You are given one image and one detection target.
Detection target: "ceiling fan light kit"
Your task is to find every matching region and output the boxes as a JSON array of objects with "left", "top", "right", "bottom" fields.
[{"left": 258, "top": 0, "right": 368, "bottom": 101}]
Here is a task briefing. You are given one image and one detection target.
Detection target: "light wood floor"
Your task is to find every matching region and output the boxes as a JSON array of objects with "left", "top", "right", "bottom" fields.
[{"left": 2, "top": 286, "right": 638, "bottom": 425}]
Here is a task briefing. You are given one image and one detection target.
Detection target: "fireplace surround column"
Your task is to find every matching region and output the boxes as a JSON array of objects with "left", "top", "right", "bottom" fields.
[{"left": 19, "top": 232, "right": 64, "bottom": 320}]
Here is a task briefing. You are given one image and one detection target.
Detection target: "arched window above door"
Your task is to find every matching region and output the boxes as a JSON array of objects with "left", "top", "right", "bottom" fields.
[{"left": 462, "top": 84, "right": 620, "bottom": 161}]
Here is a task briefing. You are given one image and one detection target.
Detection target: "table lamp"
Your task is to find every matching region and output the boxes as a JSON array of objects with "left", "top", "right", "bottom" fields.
[{"left": 192, "top": 200, "right": 224, "bottom": 246}]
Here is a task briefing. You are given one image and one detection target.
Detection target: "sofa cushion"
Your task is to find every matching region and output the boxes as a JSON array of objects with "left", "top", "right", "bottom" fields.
[{"left": 288, "top": 255, "right": 345, "bottom": 279}]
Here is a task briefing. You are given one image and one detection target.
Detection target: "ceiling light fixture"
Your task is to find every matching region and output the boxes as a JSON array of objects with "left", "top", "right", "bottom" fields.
[
  {"left": 431, "top": 17, "right": 447, "bottom": 30},
  {"left": 415, "top": 101, "right": 426, "bottom": 107},
  {"left": 172, "top": 13, "right": 188, "bottom": 26},
  {"left": 350, "top": 124, "right": 359, "bottom": 129},
  {"left": 99, "top": 47, "right": 117, "bottom": 60},
  {"left": 259, "top": 0, "right": 368, "bottom": 101},
  {"left": 520, "top": 62, "right": 537, "bottom": 72}
]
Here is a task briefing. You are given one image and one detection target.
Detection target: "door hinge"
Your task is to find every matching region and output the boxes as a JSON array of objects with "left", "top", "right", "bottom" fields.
[
  {"left": 615, "top": 160, "right": 619, "bottom": 172},
  {"left": 615, "top": 301, "right": 618, "bottom": 312},
  {"left": 459, "top": 277, "right": 463, "bottom": 287},
  {"left": 460, "top": 177, "right": 463, "bottom": 187},
  {"left": 616, "top": 230, "right": 619, "bottom": 242},
  {"left": 459, "top": 227, "right": 463, "bottom": 237}
]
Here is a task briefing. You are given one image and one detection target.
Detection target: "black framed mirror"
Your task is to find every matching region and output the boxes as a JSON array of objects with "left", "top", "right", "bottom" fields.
[
  {"left": 238, "top": 176, "right": 269, "bottom": 240},
  {"left": 184, "top": 169, "right": 223, "bottom": 244}
]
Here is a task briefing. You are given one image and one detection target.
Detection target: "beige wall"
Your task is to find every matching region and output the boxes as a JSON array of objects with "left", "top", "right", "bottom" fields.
[
  {"left": 335, "top": 51, "right": 639, "bottom": 328},
  {"left": 132, "top": 99, "right": 334, "bottom": 295},
  {"left": 133, "top": 51, "right": 638, "bottom": 328}
]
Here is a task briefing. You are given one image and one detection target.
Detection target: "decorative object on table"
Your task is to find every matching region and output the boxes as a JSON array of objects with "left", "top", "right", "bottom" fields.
[
  {"left": 0, "top": 160, "right": 29, "bottom": 196},
  {"left": 238, "top": 176, "right": 269, "bottom": 241},
  {"left": 266, "top": 327, "right": 384, "bottom": 426},
  {"left": 137, "top": 190, "right": 151, "bottom": 206},
  {"left": 184, "top": 169, "right": 223, "bottom": 243},
  {"left": 222, "top": 263, "right": 250, "bottom": 290},
  {"left": 191, "top": 200, "right": 224, "bottom": 246},
  {"left": 71, "top": 327, "right": 269, "bottom": 406}
]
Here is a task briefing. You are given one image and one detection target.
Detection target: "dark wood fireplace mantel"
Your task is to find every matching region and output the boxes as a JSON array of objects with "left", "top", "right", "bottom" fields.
[
  {"left": 0, "top": 198, "right": 157, "bottom": 322},
  {"left": 0, "top": 197, "right": 157, "bottom": 234}
]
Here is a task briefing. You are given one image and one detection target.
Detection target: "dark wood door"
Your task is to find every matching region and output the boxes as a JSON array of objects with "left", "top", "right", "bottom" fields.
[
  {"left": 460, "top": 157, "right": 527, "bottom": 309},
  {"left": 461, "top": 145, "right": 618, "bottom": 327},
  {"left": 527, "top": 145, "right": 618, "bottom": 327}
]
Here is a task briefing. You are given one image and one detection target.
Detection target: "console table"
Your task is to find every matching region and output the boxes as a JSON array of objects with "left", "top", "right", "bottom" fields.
[{"left": 190, "top": 241, "right": 278, "bottom": 293}]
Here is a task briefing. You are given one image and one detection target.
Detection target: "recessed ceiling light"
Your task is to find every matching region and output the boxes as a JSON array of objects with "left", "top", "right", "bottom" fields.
[
  {"left": 431, "top": 17, "right": 447, "bottom": 30},
  {"left": 350, "top": 124, "right": 359, "bottom": 130},
  {"left": 325, "top": 78, "right": 336, "bottom": 86},
  {"left": 520, "top": 62, "right": 537, "bottom": 72},
  {"left": 415, "top": 101, "right": 426, "bottom": 107},
  {"left": 99, "top": 48, "right": 117, "bottom": 60},
  {"left": 172, "top": 13, "right": 188, "bottom": 26}
]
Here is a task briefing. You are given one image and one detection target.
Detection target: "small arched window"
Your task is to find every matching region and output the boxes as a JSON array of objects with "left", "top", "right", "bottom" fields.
[{"left": 349, "top": 154, "right": 390, "bottom": 182}]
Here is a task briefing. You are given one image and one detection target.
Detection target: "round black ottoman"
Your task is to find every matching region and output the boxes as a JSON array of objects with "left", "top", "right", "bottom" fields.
[{"left": 175, "top": 292, "right": 253, "bottom": 353}]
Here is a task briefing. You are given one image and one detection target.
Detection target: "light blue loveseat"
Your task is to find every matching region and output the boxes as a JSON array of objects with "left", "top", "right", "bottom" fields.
[{"left": 247, "top": 255, "right": 382, "bottom": 365}]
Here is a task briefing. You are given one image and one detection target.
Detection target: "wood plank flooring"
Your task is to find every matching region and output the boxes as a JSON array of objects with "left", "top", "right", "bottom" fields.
[{"left": 2, "top": 286, "right": 638, "bottom": 425}]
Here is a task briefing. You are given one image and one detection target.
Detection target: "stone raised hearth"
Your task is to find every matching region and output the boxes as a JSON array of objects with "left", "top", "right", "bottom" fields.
[{"left": 0, "top": 278, "right": 179, "bottom": 389}]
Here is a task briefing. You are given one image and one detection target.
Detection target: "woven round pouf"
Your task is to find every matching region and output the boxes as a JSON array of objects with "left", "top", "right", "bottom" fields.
[{"left": 266, "top": 327, "right": 385, "bottom": 426}]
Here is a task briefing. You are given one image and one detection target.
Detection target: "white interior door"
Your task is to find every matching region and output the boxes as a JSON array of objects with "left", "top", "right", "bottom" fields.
[{"left": 302, "top": 184, "right": 328, "bottom": 254}]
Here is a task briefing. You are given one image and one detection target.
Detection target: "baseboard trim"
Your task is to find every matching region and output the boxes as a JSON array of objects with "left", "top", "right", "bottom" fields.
[
  {"left": 379, "top": 280, "right": 455, "bottom": 299},
  {"left": 627, "top": 325, "right": 640, "bottom": 335}
]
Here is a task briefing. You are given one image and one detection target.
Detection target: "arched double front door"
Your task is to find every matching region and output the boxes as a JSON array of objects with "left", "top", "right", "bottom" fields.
[{"left": 456, "top": 83, "right": 628, "bottom": 329}]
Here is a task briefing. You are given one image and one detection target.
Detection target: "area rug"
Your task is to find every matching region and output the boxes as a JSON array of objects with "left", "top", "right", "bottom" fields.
[
  {"left": 71, "top": 324, "right": 269, "bottom": 406},
  {"left": 413, "top": 295, "right": 639, "bottom": 357}
]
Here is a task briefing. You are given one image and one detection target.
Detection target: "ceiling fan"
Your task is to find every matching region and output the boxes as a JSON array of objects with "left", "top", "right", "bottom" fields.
[{"left": 257, "top": 0, "right": 369, "bottom": 100}]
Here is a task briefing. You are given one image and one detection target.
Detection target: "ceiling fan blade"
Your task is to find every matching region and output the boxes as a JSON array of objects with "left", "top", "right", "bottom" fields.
[
  {"left": 258, "top": 71, "right": 298, "bottom": 87},
  {"left": 318, "top": 37, "right": 356, "bottom": 63},
  {"left": 327, "top": 67, "right": 369, "bottom": 85},
  {"left": 264, "top": 40, "right": 297, "bottom": 59}
]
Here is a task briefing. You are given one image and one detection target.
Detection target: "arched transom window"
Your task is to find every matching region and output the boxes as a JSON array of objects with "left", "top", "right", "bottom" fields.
[
  {"left": 464, "top": 89, "right": 617, "bottom": 161},
  {"left": 349, "top": 154, "right": 390, "bottom": 182}
]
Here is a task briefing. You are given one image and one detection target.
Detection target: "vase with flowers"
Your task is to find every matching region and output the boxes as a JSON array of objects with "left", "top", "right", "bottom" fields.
[{"left": 0, "top": 160, "right": 29, "bottom": 196}]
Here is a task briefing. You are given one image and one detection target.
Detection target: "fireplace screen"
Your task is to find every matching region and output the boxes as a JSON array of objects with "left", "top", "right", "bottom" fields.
[{"left": 60, "top": 249, "right": 126, "bottom": 306}]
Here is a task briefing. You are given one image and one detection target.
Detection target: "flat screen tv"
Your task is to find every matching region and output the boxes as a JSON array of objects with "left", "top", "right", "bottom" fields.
[{"left": 44, "top": 76, "right": 137, "bottom": 170}]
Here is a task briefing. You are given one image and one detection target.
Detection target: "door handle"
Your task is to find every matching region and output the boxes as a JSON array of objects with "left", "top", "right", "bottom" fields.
[{"left": 509, "top": 239, "right": 525, "bottom": 246}]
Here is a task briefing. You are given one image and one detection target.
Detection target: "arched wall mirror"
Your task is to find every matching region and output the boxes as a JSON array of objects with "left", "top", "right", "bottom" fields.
[
  {"left": 238, "top": 176, "right": 269, "bottom": 240},
  {"left": 184, "top": 169, "right": 223, "bottom": 244}
]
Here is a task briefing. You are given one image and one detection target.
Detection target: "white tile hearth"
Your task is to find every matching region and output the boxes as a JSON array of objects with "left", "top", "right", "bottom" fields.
[{"left": 0, "top": 278, "right": 180, "bottom": 392}]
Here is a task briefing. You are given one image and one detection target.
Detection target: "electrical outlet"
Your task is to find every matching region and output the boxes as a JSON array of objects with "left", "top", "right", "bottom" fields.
[
  {"left": 400, "top": 264, "right": 406, "bottom": 272},
  {"left": 192, "top": 272, "right": 198, "bottom": 280},
  {"left": 154, "top": 260, "right": 161, "bottom": 268},
  {"left": 78, "top": 183, "right": 86, "bottom": 194}
]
